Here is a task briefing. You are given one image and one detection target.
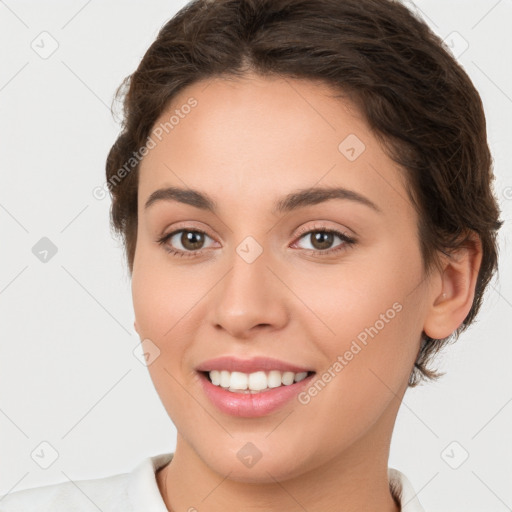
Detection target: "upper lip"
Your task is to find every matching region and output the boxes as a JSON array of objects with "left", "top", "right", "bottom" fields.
[{"left": 195, "top": 356, "right": 314, "bottom": 374}]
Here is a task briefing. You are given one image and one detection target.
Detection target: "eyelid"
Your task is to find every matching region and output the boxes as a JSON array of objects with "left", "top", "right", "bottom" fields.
[
  {"left": 293, "top": 222, "right": 355, "bottom": 240},
  {"left": 160, "top": 221, "right": 217, "bottom": 240}
]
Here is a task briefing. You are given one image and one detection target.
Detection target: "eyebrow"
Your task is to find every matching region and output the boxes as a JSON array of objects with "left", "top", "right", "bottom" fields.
[{"left": 144, "top": 186, "right": 381, "bottom": 214}]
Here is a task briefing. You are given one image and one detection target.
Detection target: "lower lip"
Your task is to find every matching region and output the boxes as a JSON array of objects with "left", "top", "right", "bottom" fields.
[{"left": 198, "top": 371, "right": 315, "bottom": 418}]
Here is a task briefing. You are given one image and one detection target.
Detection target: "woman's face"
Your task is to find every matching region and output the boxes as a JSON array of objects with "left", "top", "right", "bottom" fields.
[{"left": 132, "top": 74, "right": 436, "bottom": 482}]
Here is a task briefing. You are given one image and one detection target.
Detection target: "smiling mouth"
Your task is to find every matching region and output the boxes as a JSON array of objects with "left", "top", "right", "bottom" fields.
[{"left": 200, "top": 370, "right": 316, "bottom": 394}]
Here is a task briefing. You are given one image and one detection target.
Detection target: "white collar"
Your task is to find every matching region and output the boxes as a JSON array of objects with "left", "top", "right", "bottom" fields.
[{"left": 389, "top": 467, "right": 426, "bottom": 511}]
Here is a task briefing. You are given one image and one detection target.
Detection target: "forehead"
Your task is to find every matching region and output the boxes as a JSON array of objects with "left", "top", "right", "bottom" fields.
[{"left": 138, "top": 74, "right": 412, "bottom": 219}]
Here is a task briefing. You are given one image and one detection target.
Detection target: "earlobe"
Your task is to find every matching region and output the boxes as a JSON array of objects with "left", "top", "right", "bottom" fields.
[{"left": 423, "top": 233, "right": 483, "bottom": 340}]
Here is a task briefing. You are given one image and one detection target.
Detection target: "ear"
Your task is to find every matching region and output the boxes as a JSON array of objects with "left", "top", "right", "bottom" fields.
[
  {"left": 423, "top": 232, "right": 483, "bottom": 340},
  {"left": 134, "top": 320, "right": 139, "bottom": 335}
]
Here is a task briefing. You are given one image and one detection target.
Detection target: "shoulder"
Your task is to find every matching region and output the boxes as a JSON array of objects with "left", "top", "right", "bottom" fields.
[
  {"left": 0, "top": 471, "right": 131, "bottom": 512},
  {"left": 0, "top": 452, "right": 173, "bottom": 512}
]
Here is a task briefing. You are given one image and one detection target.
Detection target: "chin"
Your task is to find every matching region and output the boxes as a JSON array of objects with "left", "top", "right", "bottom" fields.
[{"left": 195, "top": 440, "right": 313, "bottom": 484}]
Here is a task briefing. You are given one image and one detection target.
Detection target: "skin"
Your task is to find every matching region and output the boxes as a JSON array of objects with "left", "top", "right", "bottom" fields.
[{"left": 131, "top": 73, "right": 482, "bottom": 512}]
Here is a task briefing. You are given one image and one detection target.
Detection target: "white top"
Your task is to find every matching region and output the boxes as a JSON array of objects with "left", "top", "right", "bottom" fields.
[{"left": 0, "top": 452, "right": 425, "bottom": 511}]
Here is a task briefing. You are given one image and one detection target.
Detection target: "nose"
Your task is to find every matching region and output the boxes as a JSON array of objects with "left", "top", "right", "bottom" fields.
[{"left": 209, "top": 246, "right": 290, "bottom": 340}]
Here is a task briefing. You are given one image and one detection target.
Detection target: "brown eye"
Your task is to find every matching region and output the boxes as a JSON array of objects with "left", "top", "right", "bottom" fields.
[
  {"left": 157, "top": 228, "right": 216, "bottom": 256},
  {"left": 309, "top": 231, "right": 335, "bottom": 250},
  {"left": 178, "top": 230, "right": 206, "bottom": 251},
  {"left": 293, "top": 228, "right": 356, "bottom": 255}
]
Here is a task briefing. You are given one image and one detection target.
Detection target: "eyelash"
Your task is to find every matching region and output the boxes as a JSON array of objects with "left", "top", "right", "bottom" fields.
[{"left": 156, "top": 224, "right": 357, "bottom": 258}]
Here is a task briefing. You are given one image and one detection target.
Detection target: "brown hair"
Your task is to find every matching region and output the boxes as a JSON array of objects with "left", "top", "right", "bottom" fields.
[{"left": 106, "top": 0, "right": 503, "bottom": 386}]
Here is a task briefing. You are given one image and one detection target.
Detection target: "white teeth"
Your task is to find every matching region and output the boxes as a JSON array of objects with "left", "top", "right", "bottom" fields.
[
  {"left": 220, "top": 370, "right": 230, "bottom": 388},
  {"left": 210, "top": 370, "right": 221, "bottom": 386},
  {"left": 207, "top": 369, "right": 311, "bottom": 393},
  {"left": 230, "top": 371, "right": 248, "bottom": 390},
  {"left": 294, "top": 371, "right": 308, "bottom": 383},
  {"left": 282, "top": 371, "right": 295, "bottom": 385},
  {"left": 248, "top": 371, "right": 267, "bottom": 391},
  {"left": 267, "top": 370, "right": 282, "bottom": 388}
]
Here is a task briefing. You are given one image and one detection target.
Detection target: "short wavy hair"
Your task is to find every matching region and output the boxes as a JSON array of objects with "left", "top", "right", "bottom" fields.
[{"left": 106, "top": 0, "right": 503, "bottom": 386}]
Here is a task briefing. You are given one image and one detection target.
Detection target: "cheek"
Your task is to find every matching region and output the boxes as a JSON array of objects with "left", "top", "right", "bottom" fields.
[
  {"left": 131, "top": 242, "right": 201, "bottom": 338},
  {"left": 292, "top": 280, "right": 423, "bottom": 457},
  {"left": 295, "top": 239, "right": 425, "bottom": 394},
  {"left": 131, "top": 245, "right": 214, "bottom": 387},
  {"left": 131, "top": 252, "right": 205, "bottom": 426},
  {"left": 297, "top": 238, "right": 424, "bottom": 340}
]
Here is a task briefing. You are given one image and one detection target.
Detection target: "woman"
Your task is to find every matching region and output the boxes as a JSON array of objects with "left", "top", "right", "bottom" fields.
[{"left": 1, "top": 0, "right": 502, "bottom": 510}]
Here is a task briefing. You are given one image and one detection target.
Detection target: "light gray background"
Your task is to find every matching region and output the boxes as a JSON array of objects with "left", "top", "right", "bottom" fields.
[{"left": 0, "top": 1, "right": 511, "bottom": 510}]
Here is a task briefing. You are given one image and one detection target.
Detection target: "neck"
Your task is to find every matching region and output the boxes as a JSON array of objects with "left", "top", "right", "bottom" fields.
[{"left": 157, "top": 407, "right": 401, "bottom": 512}]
